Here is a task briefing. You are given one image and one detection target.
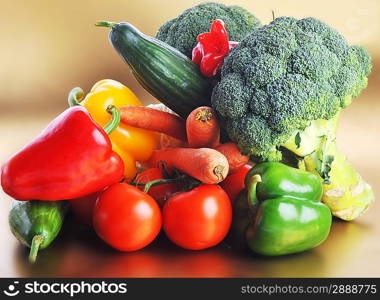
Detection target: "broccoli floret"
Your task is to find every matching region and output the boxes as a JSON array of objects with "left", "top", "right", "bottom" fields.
[
  {"left": 212, "top": 17, "right": 374, "bottom": 221},
  {"left": 156, "top": 2, "right": 261, "bottom": 58}
]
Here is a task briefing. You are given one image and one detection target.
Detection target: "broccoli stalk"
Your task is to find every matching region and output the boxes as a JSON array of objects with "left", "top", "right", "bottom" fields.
[
  {"left": 283, "top": 115, "right": 374, "bottom": 220},
  {"left": 211, "top": 17, "right": 374, "bottom": 220}
]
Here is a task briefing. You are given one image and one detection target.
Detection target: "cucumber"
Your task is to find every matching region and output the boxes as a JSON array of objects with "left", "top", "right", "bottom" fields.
[
  {"left": 9, "top": 200, "right": 68, "bottom": 263},
  {"left": 96, "top": 21, "right": 213, "bottom": 119}
]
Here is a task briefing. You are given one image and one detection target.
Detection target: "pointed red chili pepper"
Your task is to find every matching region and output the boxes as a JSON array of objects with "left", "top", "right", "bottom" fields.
[{"left": 192, "top": 19, "right": 238, "bottom": 77}]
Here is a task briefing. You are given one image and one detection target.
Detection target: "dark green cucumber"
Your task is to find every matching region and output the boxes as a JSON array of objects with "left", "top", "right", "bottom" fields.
[
  {"left": 96, "top": 21, "right": 213, "bottom": 119},
  {"left": 9, "top": 200, "right": 68, "bottom": 263}
]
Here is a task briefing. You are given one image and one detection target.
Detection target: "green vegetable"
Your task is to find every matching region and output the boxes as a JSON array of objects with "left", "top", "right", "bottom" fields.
[
  {"left": 212, "top": 17, "right": 374, "bottom": 220},
  {"left": 96, "top": 21, "right": 213, "bottom": 119},
  {"left": 235, "top": 162, "right": 331, "bottom": 256},
  {"left": 156, "top": 2, "right": 261, "bottom": 58},
  {"left": 9, "top": 200, "right": 67, "bottom": 263}
]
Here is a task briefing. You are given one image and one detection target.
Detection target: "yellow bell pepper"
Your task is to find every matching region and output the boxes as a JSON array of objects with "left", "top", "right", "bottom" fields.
[{"left": 69, "top": 79, "right": 157, "bottom": 178}]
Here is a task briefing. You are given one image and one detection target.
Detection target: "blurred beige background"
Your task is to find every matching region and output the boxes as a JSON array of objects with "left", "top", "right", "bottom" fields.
[
  {"left": 0, "top": 0, "right": 379, "bottom": 277},
  {"left": 0, "top": 0, "right": 379, "bottom": 113}
]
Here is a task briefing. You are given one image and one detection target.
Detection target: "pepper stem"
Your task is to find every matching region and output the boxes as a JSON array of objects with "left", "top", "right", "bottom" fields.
[
  {"left": 68, "top": 87, "right": 84, "bottom": 107},
  {"left": 246, "top": 174, "right": 262, "bottom": 212},
  {"left": 103, "top": 105, "right": 121, "bottom": 135},
  {"left": 95, "top": 21, "right": 118, "bottom": 28},
  {"left": 29, "top": 235, "right": 44, "bottom": 264}
]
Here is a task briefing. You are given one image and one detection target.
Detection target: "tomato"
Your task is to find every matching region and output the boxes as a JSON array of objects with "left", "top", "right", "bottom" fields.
[
  {"left": 93, "top": 183, "right": 162, "bottom": 251},
  {"left": 69, "top": 192, "right": 100, "bottom": 226},
  {"left": 220, "top": 164, "right": 252, "bottom": 203},
  {"left": 163, "top": 185, "right": 232, "bottom": 250},
  {"left": 134, "top": 168, "right": 180, "bottom": 207}
]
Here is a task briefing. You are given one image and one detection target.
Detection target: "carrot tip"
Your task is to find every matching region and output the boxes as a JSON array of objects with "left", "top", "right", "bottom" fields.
[
  {"left": 213, "top": 165, "right": 226, "bottom": 182},
  {"left": 195, "top": 109, "right": 213, "bottom": 122}
]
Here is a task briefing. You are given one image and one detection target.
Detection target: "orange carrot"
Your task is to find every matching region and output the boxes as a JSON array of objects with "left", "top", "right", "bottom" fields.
[
  {"left": 186, "top": 106, "right": 220, "bottom": 148},
  {"left": 156, "top": 132, "right": 187, "bottom": 149},
  {"left": 146, "top": 148, "right": 229, "bottom": 184},
  {"left": 215, "top": 143, "right": 249, "bottom": 174},
  {"left": 119, "top": 106, "right": 187, "bottom": 141}
]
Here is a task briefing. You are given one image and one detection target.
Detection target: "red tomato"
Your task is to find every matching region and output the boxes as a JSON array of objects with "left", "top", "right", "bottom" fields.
[
  {"left": 69, "top": 192, "right": 100, "bottom": 226},
  {"left": 163, "top": 185, "right": 232, "bottom": 250},
  {"left": 134, "top": 168, "right": 180, "bottom": 207},
  {"left": 93, "top": 183, "right": 162, "bottom": 251},
  {"left": 220, "top": 164, "right": 252, "bottom": 203}
]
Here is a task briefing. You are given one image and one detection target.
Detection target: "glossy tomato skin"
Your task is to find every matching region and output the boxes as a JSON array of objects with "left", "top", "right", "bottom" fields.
[
  {"left": 93, "top": 183, "right": 162, "bottom": 251},
  {"left": 163, "top": 185, "right": 232, "bottom": 250},
  {"left": 220, "top": 164, "right": 252, "bottom": 203},
  {"left": 135, "top": 168, "right": 180, "bottom": 207}
]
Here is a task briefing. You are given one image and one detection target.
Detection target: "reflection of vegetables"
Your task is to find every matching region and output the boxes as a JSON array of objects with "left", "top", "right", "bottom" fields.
[
  {"left": 9, "top": 200, "right": 68, "bottom": 263},
  {"left": 212, "top": 17, "right": 373, "bottom": 220},
  {"left": 163, "top": 184, "right": 232, "bottom": 250},
  {"left": 69, "top": 79, "right": 157, "bottom": 178},
  {"left": 235, "top": 162, "right": 331, "bottom": 256},
  {"left": 215, "top": 143, "right": 249, "bottom": 173},
  {"left": 147, "top": 148, "right": 229, "bottom": 184},
  {"left": 96, "top": 21, "right": 213, "bottom": 119},
  {"left": 119, "top": 105, "right": 187, "bottom": 141},
  {"left": 1, "top": 106, "right": 124, "bottom": 201},
  {"left": 186, "top": 106, "right": 220, "bottom": 148},
  {"left": 220, "top": 164, "right": 252, "bottom": 202},
  {"left": 93, "top": 183, "right": 162, "bottom": 252},
  {"left": 192, "top": 19, "right": 238, "bottom": 77},
  {"left": 156, "top": 2, "right": 261, "bottom": 58}
]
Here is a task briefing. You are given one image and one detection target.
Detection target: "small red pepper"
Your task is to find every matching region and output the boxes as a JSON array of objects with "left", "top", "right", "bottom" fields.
[
  {"left": 192, "top": 19, "right": 238, "bottom": 77},
  {"left": 1, "top": 106, "right": 124, "bottom": 201}
]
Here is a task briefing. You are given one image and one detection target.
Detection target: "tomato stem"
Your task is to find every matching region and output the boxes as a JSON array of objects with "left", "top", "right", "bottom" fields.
[{"left": 142, "top": 178, "right": 180, "bottom": 194}]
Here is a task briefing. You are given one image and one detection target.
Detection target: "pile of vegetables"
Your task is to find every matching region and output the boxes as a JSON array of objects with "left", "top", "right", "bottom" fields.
[{"left": 1, "top": 2, "right": 374, "bottom": 263}]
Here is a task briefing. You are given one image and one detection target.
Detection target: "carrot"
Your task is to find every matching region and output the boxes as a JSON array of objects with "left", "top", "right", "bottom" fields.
[
  {"left": 156, "top": 132, "right": 187, "bottom": 149},
  {"left": 215, "top": 143, "right": 249, "bottom": 174},
  {"left": 119, "top": 105, "right": 187, "bottom": 141},
  {"left": 186, "top": 106, "right": 220, "bottom": 148},
  {"left": 146, "top": 148, "right": 229, "bottom": 184}
]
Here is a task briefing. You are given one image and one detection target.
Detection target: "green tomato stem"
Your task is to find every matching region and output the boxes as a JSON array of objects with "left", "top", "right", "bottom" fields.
[{"left": 142, "top": 178, "right": 179, "bottom": 194}]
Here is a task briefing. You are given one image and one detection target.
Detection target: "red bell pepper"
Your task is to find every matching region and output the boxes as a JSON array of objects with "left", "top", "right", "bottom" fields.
[
  {"left": 1, "top": 106, "right": 124, "bottom": 201},
  {"left": 192, "top": 19, "right": 238, "bottom": 77}
]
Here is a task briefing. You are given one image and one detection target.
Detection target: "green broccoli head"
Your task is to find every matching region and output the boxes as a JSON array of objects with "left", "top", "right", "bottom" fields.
[
  {"left": 212, "top": 17, "right": 371, "bottom": 160},
  {"left": 156, "top": 2, "right": 261, "bottom": 58}
]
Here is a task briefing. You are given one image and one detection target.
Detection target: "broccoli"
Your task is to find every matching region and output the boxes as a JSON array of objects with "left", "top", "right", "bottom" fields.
[
  {"left": 156, "top": 2, "right": 261, "bottom": 58},
  {"left": 211, "top": 17, "right": 374, "bottom": 221}
]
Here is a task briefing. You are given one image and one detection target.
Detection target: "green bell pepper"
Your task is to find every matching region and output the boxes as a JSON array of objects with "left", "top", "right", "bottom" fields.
[{"left": 235, "top": 162, "right": 332, "bottom": 256}]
